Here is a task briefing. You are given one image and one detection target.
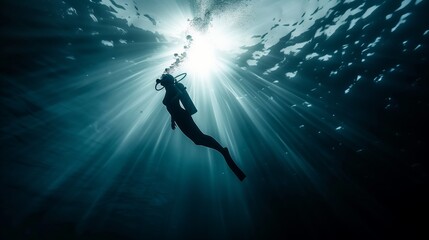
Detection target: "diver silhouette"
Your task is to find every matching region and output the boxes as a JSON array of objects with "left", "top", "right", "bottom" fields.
[{"left": 156, "top": 73, "right": 246, "bottom": 181}]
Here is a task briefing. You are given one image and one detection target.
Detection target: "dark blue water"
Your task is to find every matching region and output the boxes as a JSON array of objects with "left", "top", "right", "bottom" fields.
[{"left": 1, "top": 0, "right": 428, "bottom": 239}]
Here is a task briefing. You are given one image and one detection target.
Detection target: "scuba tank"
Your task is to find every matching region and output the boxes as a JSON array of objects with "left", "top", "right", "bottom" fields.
[
  {"left": 175, "top": 82, "right": 197, "bottom": 115},
  {"left": 155, "top": 73, "right": 198, "bottom": 115}
]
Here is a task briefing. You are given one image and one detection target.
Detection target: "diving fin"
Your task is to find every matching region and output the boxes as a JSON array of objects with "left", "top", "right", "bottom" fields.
[{"left": 222, "top": 148, "right": 246, "bottom": 181}]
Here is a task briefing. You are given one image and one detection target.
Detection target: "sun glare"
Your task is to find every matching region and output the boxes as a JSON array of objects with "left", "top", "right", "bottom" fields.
[
  {"left": 187, "top": 34, "right": 218, "bottom": 75},
  {"left": 184, "top": 32, "right": 218, "bottom": 77},
  {"left": 159, "top": 14, "right": 241, "bottom": 88}
]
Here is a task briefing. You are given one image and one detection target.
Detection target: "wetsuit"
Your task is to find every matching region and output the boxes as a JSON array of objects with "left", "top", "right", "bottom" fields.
[
  {"left": 163, "top": 84, "right": 224, "bottom": 152},
  {"left": 161, "top": 81, "right": 246, "bottom": 181}
]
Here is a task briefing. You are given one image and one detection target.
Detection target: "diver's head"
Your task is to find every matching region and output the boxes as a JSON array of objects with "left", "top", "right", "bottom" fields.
[{"left": 159, "top": 74, "right": 175, "bottom": 87}]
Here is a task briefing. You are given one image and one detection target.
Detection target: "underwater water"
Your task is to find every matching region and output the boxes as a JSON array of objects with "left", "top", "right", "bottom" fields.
[{"left": 1, "top": 0, "right": 428, "bottom": 239}]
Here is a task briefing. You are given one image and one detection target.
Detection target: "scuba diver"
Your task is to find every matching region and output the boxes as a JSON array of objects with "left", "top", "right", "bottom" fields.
[{"left": 156, "top": 73, "right": 246, "bottom": 181}]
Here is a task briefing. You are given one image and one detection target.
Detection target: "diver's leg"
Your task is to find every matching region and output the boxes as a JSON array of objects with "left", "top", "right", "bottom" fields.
[
  {"left": 195, "top": 134, "right": 224, "bottom": 152},
  {"left": 177, "top": 114, "right": 246, "bottom": 181},
  {"left": 177, "top": 115, "right": 224, "bottom": 152},
  {"left": 221, "top": 148, "right": 246, "bottom": 181},
  {"left": 190, "top": 131, "right": 247, "bottom": 181},
  {"left": 191, "top": 134, "right": 246, "bottom": 181}
]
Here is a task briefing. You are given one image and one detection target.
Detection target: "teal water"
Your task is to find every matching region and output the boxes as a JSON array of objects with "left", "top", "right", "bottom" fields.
[{"left": 1, "top": 0, "right": 428, "bottom": 239}]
